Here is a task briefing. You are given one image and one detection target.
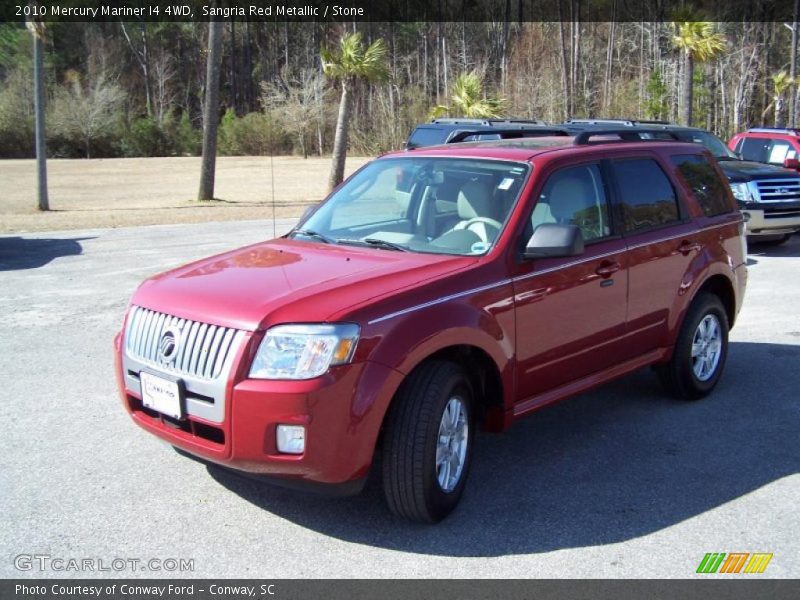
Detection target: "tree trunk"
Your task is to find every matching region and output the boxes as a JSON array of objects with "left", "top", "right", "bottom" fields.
[
  {"left": 603, "top": 16, "right": 616, "bottom": 114},
  {"left": 775, "top": 96, "right": 785, "bottom": 128},
  {"left": 682, "top": 49, "right": 694, "bottom": 126},
  {"left": 229, "top": 21, "right": 237, "bottom": 114},
  {"left": 328, "top": 81, "right": 351, "bottom": 192},
  {"left": 198, "top": 21, "right": 223, "bottom": 201},
  {"left": 32, "top": 26, "right": 49, "bottom": 211},
  {"left": 557, "top": 2, "right": 571, "bottom": 119},
  {"left": 791, "top": 0, "right": 799, "bottom": 126}
]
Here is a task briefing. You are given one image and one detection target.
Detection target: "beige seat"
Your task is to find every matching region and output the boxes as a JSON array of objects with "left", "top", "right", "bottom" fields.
[
  {"left": 531, "top": 201, "right": 556, "bottom": 230},
  {"left": 450, "top": 180, "right": 502, "bottom": 243}
]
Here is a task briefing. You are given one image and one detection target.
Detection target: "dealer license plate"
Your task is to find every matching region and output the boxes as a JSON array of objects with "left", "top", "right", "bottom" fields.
[{"left": 140, "top": 371, "right": 184, "bottom": 420}]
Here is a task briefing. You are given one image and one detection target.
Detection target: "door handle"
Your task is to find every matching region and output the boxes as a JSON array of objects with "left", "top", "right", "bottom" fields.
[
  {"left": 678, "top": 240, "right": 701, "bottom": 255},
  {"left": 595, "top": 261, "right": 621, "bottom": 278}
]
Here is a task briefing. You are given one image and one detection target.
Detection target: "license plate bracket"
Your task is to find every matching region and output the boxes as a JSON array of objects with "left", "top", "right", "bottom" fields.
[{"left": 140, "top": 370, "right": 185, "bottom": 420}]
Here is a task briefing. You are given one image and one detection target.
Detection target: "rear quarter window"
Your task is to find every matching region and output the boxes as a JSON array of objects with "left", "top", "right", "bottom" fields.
[{"left": 670, "top": 154, "right": 733, "bottom": 217}]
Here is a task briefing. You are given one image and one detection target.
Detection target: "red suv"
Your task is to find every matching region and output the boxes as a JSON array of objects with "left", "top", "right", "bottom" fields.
[
  {"left": 116, "top": 132, "right": 747, "bottom": 522},
  {"left": 728, "top": 127, "right": 800, "bottom": 169}
]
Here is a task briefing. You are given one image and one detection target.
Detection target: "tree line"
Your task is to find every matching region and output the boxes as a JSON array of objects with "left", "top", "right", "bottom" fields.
[{"left": 1, "top": 19, "right": 799, "bottom": 164}]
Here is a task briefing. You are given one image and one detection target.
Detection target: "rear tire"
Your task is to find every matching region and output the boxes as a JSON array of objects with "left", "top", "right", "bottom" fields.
[
  {"left": 657, "top": 293, "right": 729, "bottom": 400},
  {"left": 381, "top": 360, "right": 475, "bottom": 523}
]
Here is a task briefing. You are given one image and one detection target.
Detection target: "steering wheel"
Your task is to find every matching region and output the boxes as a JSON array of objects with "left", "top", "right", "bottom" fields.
[{"left": 454, "top": 217, "right": 503, "bottom": 242}]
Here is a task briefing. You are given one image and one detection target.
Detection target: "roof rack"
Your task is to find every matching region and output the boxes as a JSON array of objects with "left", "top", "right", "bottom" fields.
[
  {"left": 746, "top": 127, "right": 800, "bottom": 135},
  {"left": 485, "top": 118, "right": 547, "bottom": 125},
  {"left": 430, "top": 118, "right": 491, "bottom": 125},
  {"left": 447, "top": 127, "right": 569, "bottom": 144},
  {"left": 565, "top": 118, "right": 674, "bottom": 127},
  {"left": 573, "top": 129, "right": 682, "bottom": 145},
  {"left": 566, "top": 118, "right": 636, "bottom": 126},
  {"left": 430, "top": 118, "right": 547, "bottom": 126}
]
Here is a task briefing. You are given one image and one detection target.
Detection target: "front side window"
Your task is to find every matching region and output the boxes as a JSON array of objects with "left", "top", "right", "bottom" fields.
[
  {"left": 294, "top": 157, "right": 530, "bottom": 256},
  {"left": 738, "top": 137, "right": 768, "bottom": 163},
  {"left": 531, "top": 164, "right": 611, "bottom": 242},
  {"left": 671, "top": 154, "right": 732, "bottom": 217},
  {"left": 611, "top": 159, "right": 680, "bottom": 232}
]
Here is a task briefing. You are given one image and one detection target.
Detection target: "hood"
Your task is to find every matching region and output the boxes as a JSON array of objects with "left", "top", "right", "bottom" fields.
[
  {"left": 132, "top": 239, "right": 473, "bottom": 331},
  {"left": 717, "top": 159, "right": 800, "bottom": 183}
]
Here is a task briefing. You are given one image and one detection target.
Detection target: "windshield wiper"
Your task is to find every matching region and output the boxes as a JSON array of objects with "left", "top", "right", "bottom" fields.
[
  {"left": 290, "top": 229, "right": 337, "bottom": 244},
  {"left": 337, "top": 238, "right": 409, "bottom": 252},
  {"left": 363, "top": 238, "right": 409, "bottom": 252}
]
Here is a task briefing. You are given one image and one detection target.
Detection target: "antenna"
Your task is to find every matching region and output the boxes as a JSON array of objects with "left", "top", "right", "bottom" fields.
[{"left": 269, "top": 130, "right": 276, "bottom": 238}]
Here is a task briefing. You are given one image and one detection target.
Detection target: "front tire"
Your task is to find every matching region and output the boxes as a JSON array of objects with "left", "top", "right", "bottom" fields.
[
  {"left": 657, "top": 293, "right": 729, "bottom": 400},
  {"left": 381, "top": 360, "right": 475, "bottom": 523}
]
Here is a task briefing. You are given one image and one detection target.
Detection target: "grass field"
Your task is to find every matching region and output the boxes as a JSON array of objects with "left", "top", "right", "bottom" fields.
[{"left": 0, "top": 155, "right": 371, "bottom": 233}]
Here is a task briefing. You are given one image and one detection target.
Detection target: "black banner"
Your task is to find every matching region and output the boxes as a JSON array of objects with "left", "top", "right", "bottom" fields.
[
  {"left": 2, "top": 580, "right": 799, "bottom": 600},
  {"left": 2, "top": 0, "right": 798, "bottom": 23}
]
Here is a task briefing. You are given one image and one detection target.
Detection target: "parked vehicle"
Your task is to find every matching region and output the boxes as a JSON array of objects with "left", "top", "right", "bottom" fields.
[
  {"left": 728, "top": 127, "right": 800, "bottom": 170},
  {"left": 405, "top": 118, "right": 568, "bottom": 149},
  {"left": 117, "top": 132, "right": 747, "bottom": 523},
  {"left": 563, "top": 120, "right": 800, "bottom": 245}
]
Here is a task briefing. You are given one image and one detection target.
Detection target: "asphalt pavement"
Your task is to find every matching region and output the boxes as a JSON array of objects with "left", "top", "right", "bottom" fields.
[{"left": 0, "top": 221, "right": 797, "bottom": 578}]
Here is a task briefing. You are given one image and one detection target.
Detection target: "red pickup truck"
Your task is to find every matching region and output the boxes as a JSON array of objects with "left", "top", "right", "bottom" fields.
[{"left": 116, "top": 132, "right": 747, "bottom": 522}]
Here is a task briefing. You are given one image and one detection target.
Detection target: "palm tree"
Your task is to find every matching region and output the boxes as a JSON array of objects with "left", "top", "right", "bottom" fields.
[
  {"left": 430, "top": 70, "right": 507, "bottom": 119},
  {"left": 672, "top": 22, "right": 726, "bottom": 127},
  {"left": 198, "top": 20, "right": 223, "bottom": 201},
  {"left": 26, "top": 20, "right": 48, "bottom": 211},
  {"left": 321, "top": 32, "right": 389, "bottom": 192},
  {"left": 771, "top": 71, "right": 797, "bottom": 127}
]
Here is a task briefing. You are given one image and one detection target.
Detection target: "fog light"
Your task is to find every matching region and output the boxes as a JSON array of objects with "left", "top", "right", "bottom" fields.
[{"left": 276, "top": 425, "right": 305, "bottom": 454}]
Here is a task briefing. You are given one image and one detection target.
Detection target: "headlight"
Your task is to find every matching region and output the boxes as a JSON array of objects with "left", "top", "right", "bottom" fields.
[
  {"left": 249, "top": 323, "right": 360, "bottom": 380},
  {"left": 729, "top": 182, "right": 751, "bottom": 204}
]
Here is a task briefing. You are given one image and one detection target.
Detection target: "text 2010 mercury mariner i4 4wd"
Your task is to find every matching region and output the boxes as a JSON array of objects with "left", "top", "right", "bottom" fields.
[{"left": 116, "top": 131, "right": 747, "bottom": 522}]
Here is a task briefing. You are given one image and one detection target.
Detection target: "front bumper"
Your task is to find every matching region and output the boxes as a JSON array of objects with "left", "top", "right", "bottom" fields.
[
  {"left": 115, "top": 332, "right": 404, "bottom": 489},
  {"left": 741, "top": 204, "right": 800, "bottom": 236}
]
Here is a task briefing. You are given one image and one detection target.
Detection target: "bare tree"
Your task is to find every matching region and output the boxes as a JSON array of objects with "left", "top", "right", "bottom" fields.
[
  {"left": 152, "top": 53, "right": 176, "bottom": 124},
  {"left": 119, "top": 20, "right": 153, "bottom": 117},
  {"left": 261, "top": 68, "right": 328, "bottom": 159},
  {"left": 49, "top": 70, "right": 124, "bottom": 159},
  {"left": 198, "top": 20, "right": 223, "bottom": 201}
]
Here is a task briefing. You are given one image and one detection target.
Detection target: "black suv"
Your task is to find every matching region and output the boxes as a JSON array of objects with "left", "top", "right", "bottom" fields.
[
  {"left": 563, "top": 119, "right": 800, "bottom": 245},
  {"left": 405, "top": 118, "right": 568, "bottom": 149}
]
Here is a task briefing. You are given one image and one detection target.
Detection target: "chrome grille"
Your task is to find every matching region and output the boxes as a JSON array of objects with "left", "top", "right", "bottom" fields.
[
  {"left": 755, "top": 179, "right": 800, "bottom": 202},
  {"left": 125, "top": 306, "right": 241, "bottom": 380}
]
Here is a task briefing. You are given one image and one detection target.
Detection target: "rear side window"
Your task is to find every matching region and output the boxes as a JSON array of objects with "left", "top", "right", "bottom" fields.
[
  {"left": 671, "top": 154, "right": 732, "bottom": 217},
  {"left": 611, "top": 159, "right": 680, "bottom": 232}
]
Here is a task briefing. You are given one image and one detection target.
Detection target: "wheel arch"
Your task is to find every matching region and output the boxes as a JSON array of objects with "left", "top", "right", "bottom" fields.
[{"left": 695, "top": 273, "right": 737, "bottom": 328}]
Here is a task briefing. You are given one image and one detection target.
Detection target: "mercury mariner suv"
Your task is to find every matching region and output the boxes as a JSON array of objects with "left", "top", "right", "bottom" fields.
[{"left": 116, "top": 131, "right": 747, "bottom": 523}]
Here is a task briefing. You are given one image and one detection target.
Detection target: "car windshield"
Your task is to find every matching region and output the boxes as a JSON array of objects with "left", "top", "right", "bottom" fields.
[
  {"left": 406, "top": 128, "right": 449, "bottom": 149},
  {"left": 675, "top": 130, "right": 738, "bottom": 159},
  {"left": 291, "top": 157, "right": 530, "bottom": 256}
]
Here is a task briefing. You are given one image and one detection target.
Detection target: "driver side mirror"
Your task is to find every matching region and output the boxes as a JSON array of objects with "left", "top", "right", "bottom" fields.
[
  {"left": 523, "top": 223, "right": 584, "bottom": 259},
  {"left": 783, "top": 157, "right": 800, "bottom": 170}
]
